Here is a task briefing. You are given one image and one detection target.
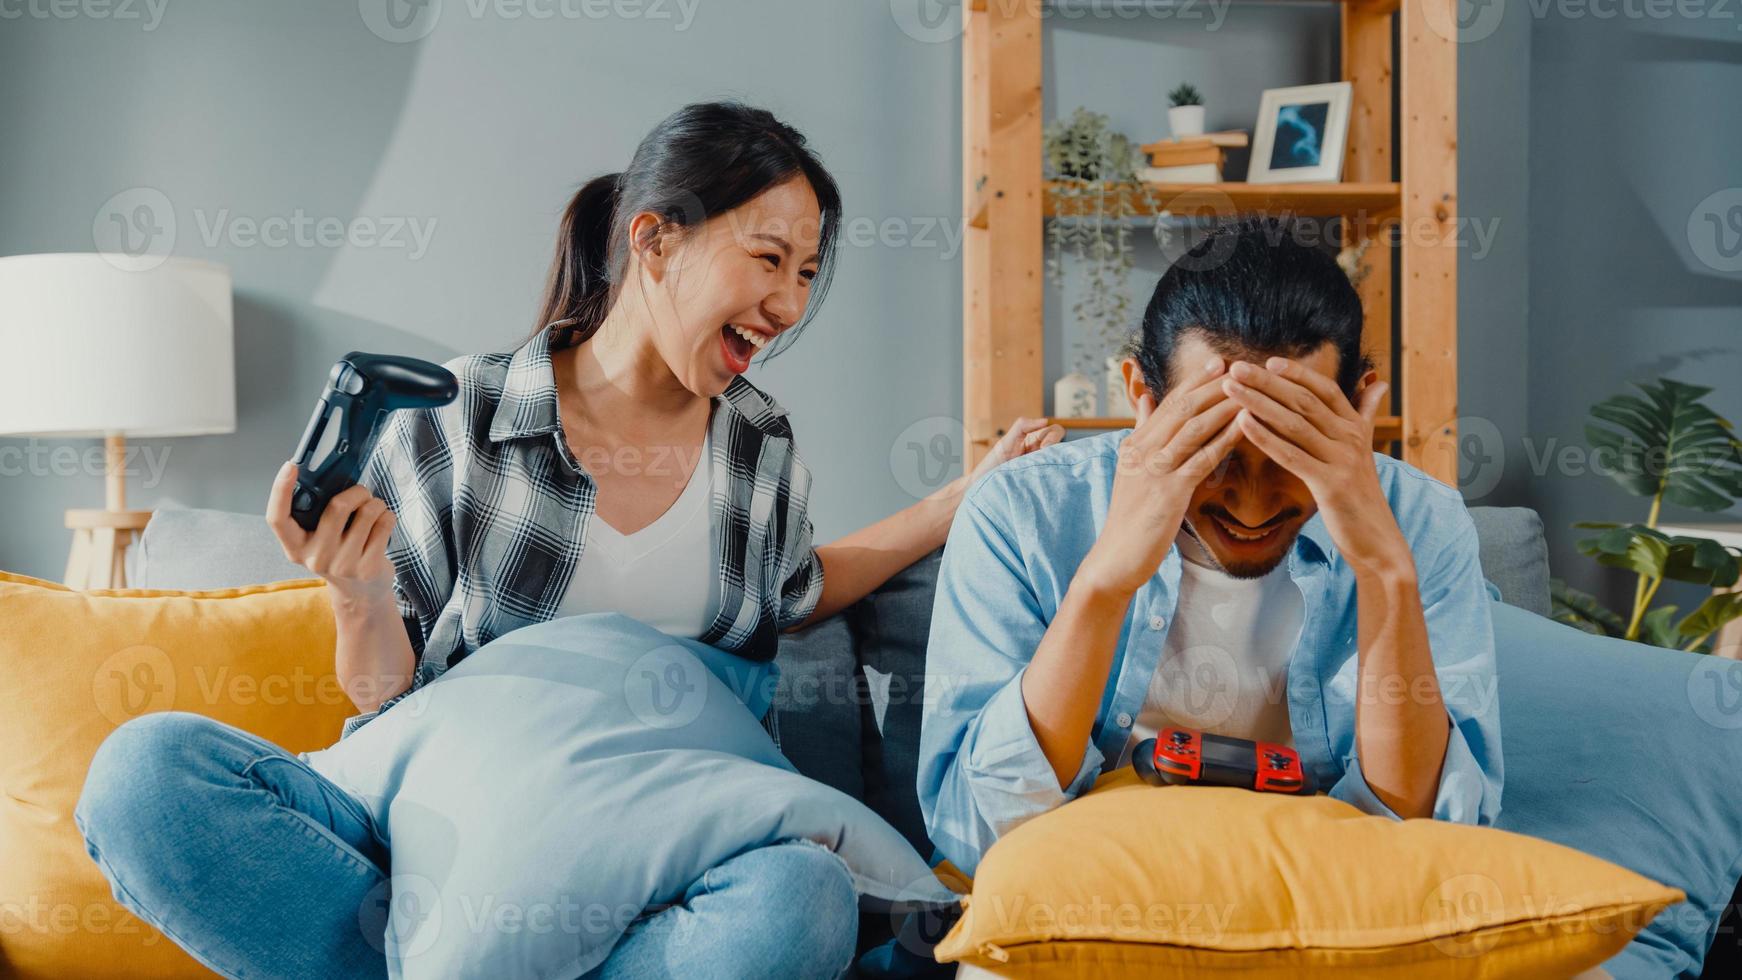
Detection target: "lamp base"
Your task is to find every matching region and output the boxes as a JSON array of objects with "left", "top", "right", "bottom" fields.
[{"left": 64, "top": 508, "right": 152, "bottom": 590}]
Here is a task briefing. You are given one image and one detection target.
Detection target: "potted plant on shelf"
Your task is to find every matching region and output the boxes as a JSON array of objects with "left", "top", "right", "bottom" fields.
[
  {"left": 1043, "top": 108, "right": 1161, "bottom": 419},
  {"left": 1550, "top": 378, "right": 1742, "bottom": 652},
  {"left": 1167, "top": 83, "right": 1206, "bottom": 139}
]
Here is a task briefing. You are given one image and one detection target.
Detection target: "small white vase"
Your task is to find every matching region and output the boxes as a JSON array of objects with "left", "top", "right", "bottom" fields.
[
  {"left": 1168, "top": 105, "right": 1206, "bottom": 139},
  {"left": 1105, "top": 356, "right": 1133, "bottom": 418},
  {"left": 1053, "top": 372, "right": 1098, "bottom": 419}
]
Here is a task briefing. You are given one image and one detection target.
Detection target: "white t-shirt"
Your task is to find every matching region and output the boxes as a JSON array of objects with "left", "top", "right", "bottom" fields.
[
  {"left": 1118, "top": 528, "right": 1305, "bottom": 767},
  {"left": 552, "top": 431, "right": 717, "bottom": 639}
]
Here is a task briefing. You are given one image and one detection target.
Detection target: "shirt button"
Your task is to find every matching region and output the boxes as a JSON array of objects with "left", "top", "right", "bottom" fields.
[
  {"left": 1116, "top": 712, "right": 1133, "bottom": 728},
  {"left": 1148, "top": 615, "right": 1167, "bottom": 631}
]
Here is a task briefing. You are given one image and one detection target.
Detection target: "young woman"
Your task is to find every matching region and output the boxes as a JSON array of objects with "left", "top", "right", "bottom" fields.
[{"left": 74, "top": 101, "right": 1062, "bottom": 980}]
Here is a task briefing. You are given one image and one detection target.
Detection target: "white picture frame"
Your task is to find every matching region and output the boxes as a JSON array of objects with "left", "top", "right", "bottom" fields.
[{"left": 1247, "top": 82, "right": 1353, "bottom": 184}]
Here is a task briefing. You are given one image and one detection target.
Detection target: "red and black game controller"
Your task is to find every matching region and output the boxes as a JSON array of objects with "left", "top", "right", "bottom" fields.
[{"left": 1132, "top": 727, "right": 1317, "bottom": 795}]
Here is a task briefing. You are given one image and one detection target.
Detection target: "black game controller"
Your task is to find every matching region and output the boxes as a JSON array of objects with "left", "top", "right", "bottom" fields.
[
  {"left": 1132, "top": 727, "right": 1317, "bottom": 796},
  {"left": 289, "top": 352, "right": 458, "bottom": 532}
]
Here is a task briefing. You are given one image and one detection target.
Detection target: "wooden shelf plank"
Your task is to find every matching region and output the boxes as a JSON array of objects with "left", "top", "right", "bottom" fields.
[
  {"left": 1044, "top": 180, "right": 1401, "bottom": 219},
  {"left": 1044, "top": 0, "right": 1397, "bottom": 8},
  {"left": 1047, "top": 416, "right": 1133, "bottom": 430},
  {"left": 1045, "top": 415, "right": 1405, "bottom": 445}
]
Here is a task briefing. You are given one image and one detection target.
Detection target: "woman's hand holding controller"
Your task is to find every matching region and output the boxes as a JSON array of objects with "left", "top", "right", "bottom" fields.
[
  {"left": 267, "top": 460, "right": 398, "bottom": 606},
  {"left": 268, "top": 460, "right": 418, "bottom": 712}
]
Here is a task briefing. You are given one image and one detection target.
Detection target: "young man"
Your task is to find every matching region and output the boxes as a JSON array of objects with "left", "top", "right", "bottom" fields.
[{"left": 918, "top": 218, "right": 1503, "bottom": 875}]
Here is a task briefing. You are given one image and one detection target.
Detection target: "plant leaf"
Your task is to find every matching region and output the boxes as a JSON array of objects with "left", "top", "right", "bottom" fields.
[
  {"left": 1676, "top": 592, "right": 1742, "bottom": 648},
  {"left": 1549, "top": 578, "right": 1625, "bottom": 636},
  {"left": 1583, "top": 378, "right": 1742, "bottom": 511},
  {"left": 1659, "top": 536, "right": 1742, "bottom": 589},
  {"left": 1575, "top": 525, "right": 1670, "bottom": 579},
  {"left": 1638, "top": 604, "right": 1683, "bottom": 649}
]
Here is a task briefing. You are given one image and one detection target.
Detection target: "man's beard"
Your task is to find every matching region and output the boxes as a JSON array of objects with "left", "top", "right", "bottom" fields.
[{"left": 1183, "top": 514, "right": 1301, "bottom": 579}]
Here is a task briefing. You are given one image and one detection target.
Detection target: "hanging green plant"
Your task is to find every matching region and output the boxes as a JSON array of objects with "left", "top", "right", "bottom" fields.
[
  {"left": 1042, "top": 107, "right": 1162, "bottom": 381},
  {"left": 1550, "top": 378, "right": 1742, "bottom": 652}
]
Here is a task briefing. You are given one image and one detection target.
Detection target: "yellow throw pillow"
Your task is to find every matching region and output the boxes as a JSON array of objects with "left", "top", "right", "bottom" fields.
[
  {"left": 0, "top": 569, "right": 350, "bottom": 980},
  {"left": 935, "top": 768, "right": 1682, "bottom": 978}
]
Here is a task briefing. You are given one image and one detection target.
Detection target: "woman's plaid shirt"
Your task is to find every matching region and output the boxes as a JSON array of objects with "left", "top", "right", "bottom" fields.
[{"left": 337, "top": 327, "right": 824, "bottom": 740}]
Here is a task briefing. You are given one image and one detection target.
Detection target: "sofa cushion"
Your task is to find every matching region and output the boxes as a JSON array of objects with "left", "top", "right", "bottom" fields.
[
  {"left": 1489, "top": 601, "right": 1742, "bottom": 978},
  {"left": 1467, "top": 506, "right": 1552, "bottom": 617},
  {"left": 772, "top": 614, "right": 865, "bottom": 802},
  {"left": 846, "top": 549, "right": 945, "bottom": 858},
  {"left": 934, "top": 767, "right": 1680, "bottom": 977},
  {"left": 0, "top": 569, "right": 349, "bottom": 979},
  {"left": 134, "top": 502, "right": 309, "bottom": 589}
]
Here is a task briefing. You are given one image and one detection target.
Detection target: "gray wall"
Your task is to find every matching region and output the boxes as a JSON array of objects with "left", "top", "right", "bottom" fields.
[
  {"left": 1458, "top": 2, "right": 1535, "bottom": 510},
  {"left": 0, "top": 0, "right": 963, "bottom": 581},
  {"left": 1524, "top": 10, "right": 1742, "bottom": 606},
  {"left": 2, "top": 2, "right": 1736, "bottom": 603}
]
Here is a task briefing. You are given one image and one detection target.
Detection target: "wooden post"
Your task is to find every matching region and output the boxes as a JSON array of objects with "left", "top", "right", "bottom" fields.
[
  {"left": 1342, "top": 0, "right": 1397, "bottom": 450},
  {"left": 962, "top": 0, "right": 1043, "bottom": 470},
  {"left": 1400, "top": 0, "right": 1460, "bottom": 484}
]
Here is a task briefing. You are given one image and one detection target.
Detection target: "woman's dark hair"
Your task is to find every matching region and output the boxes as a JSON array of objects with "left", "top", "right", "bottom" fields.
[
  {"left": 528, "top": 101, "right": 843, "bottom": 357},
  {"left": 1134, "top": 216, "right": 1372, "bottom": 399}
]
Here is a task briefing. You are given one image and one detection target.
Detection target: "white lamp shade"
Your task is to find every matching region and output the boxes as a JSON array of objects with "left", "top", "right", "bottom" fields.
[{"left": 0, "top": 253, "right": 236, "bottom": 438}]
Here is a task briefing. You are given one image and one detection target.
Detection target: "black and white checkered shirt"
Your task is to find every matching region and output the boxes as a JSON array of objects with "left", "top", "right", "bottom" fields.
[{"left": 337, "top": 325, "right": 824, "bottom": 740}]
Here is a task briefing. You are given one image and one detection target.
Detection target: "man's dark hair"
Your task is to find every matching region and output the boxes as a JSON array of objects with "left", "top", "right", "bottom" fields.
[{"left": 1134, "top": 216, "right": 1372, "bottom": 400}]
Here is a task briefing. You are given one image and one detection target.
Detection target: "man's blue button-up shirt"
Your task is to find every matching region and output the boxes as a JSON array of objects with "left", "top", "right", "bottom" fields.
[{"left": 917, "top": 431, "right": 1504, "bottom": 875}]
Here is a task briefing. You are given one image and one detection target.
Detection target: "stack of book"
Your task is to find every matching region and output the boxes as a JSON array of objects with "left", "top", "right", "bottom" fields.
[{"left": 1137, "top": 131, "right": 1249, "bottom": 184}]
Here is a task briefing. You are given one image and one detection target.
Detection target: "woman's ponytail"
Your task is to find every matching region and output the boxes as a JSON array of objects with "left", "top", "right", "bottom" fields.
[{"left": 535, "top": 172, "right": 621, "bottom": 348}]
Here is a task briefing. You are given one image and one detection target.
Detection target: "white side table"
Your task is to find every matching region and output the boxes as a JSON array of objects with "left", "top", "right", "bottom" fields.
[{"left": 1656, "top": 522, "right": 1742, "bottom": 660}]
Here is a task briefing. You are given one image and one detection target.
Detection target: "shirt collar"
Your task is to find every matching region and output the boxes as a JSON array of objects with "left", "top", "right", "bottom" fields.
[
  {"left": 1294, "top": 512, "right": 1337, "bottom": 565},
  {"left": 487, "top": 326, "right": 790, "bottom": 444}
]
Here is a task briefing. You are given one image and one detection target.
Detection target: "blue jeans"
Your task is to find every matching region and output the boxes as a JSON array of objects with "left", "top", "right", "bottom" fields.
[{"left": 74, "top": 712, "right": 858, "bottom": 979}]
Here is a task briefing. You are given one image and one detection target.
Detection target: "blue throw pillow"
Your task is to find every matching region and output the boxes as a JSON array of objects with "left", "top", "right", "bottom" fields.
[
  {"left": 1490, "top": 601, "right": 1742, "bottom": 978},
  {"left": 299, "top": 613, "right": 955, "bottom": 979}
]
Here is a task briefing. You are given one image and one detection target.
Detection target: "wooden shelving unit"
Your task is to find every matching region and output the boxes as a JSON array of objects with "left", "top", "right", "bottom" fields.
[
  {"left": 961, "top": 0, "right": 1460, "bottom": 483},
  {"left": 1053, "top": 414, "right": 1405, "bottom": 443},
  {"left": 1042, "top": 180, "right": 1403, "bottom": 219}
]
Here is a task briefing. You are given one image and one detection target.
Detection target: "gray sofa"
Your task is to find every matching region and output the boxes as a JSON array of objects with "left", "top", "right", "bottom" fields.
[{"left": 134, "top": 504, "right": 1742, "bottom": 978}]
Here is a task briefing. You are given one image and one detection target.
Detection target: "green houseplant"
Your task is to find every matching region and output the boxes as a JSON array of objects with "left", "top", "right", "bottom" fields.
[
  {"left": 1042, "top": 107, "right": 1161, "bottom": 389},
  {"left": 1167, "top": 83, "right": 1205, "bottom": 139},
  {"left": 1550, "top": 378, "right": 1742, "bottom": 652}
]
